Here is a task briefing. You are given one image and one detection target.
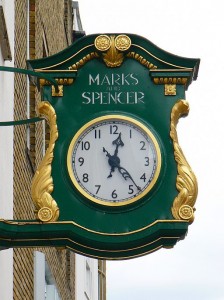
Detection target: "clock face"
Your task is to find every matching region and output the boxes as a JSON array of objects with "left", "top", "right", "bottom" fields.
[{"left": 67, "top": 115, "right": 161, "bottom": 206}]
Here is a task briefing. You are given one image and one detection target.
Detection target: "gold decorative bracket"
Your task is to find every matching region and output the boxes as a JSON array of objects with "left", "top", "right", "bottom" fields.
[
  {"left": 52, "top": 85, "right": 63, "bottom": 97},
  {"left": 170, "top": 100, "right": 198, "bottom": 223},
  {"left": 39, "top": 78, "right": 74, "bottom": 97},
  {"left": 37, "top": 70, "right": 77, "bottom": 97},
  {"left": 150, "top": 69, "right": 192, "bottom": 96},
  {"left": 94, "top": 35, "right": 131, "bottom": 68},
  {"left": 31, "top": 101, "right": 60, "bottom": 222}
]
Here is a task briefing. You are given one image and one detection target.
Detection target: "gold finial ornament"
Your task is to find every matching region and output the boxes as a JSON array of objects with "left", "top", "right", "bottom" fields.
[
  {"left": 94, "top": 35, "right": 111, "bottom": 51},
  {"left": 94, "top": 34, "right": 132, "bottom": 68},
  {"left": 115, "top": 35, "right": 131, "bottom": 51}
]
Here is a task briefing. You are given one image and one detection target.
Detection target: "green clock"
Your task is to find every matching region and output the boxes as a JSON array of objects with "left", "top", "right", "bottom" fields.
[{"left": 67, "top": 115, "right": 161, "bottom": 206}]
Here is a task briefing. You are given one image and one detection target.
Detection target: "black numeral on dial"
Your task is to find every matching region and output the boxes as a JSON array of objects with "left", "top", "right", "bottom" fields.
[
  {"left": 110, "top": 125, "right": 118, "bottom": 135},
  {"left": 112, "top": 190, "right": 118, "bottom": 199},
  {"left": 128, "top": 185, "right": 134, "bottom": 194},
  {"left": 144, "top": 157, "right": 149, "bottom": 166},
  {"left": 78, "top": 157, "right": 84, "bottom": 166},
  {"left": 94, "top": 130, "right": 101, "bottom": 139},
  {"left": 140, "top": 173, "right": 146, "bottom": 182},
  {"left": 82, "top": 173, "right": 89, "bottom": 182},
  {"left": 140, "top": 141, "right": 146, "bottom": 150},
  {"left": 95, "top": 185, "right": 101, "bottom": 194},
  {"left": 81, "top": 141, "right": 90, "bottom": 150}
]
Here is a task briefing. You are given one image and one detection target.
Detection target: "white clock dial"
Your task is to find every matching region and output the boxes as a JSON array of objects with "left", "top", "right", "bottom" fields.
[{"left": 67, "top": 115, "right": 161, "bottom": 206}]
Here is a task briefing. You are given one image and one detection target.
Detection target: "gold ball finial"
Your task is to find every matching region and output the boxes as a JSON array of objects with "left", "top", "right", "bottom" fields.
[
  {"left": 115, "top": 35, "right": 131, "bottom": 51},
  {"left": 94, "top": 35, "right": 111, "bottom": 51}
]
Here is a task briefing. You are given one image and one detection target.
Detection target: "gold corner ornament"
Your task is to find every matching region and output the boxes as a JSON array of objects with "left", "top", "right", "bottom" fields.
[
  {"left": 52, "top": 85, "right": 63, "bottom": 97},
  {"left": 170, "top": 100, "right": 198, "bottom": 223},
  {"left": 94, "top": 35, "right": 131, "bottom": 68},
  {"left": 31, "top": 101, "right": 60, "bottom": 222},
  {"left": 165, "top": 84, "right": 176, "bottom": 96},
  {"left": 39, "top": 77, "right": 74, "bottom": 97}
]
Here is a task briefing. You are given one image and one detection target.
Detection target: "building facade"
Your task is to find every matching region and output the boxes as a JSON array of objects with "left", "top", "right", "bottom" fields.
[{"left": 0, "top": 1, "right": 106, "bottom": 299}]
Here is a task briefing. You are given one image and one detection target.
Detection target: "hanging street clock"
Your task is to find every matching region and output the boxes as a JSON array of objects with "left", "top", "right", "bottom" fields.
[{"left": 0, "top": 33, "right": 199, "bottom": 259}]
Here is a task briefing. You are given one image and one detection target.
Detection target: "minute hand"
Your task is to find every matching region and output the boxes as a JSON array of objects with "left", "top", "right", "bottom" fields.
[{"left": 117, "top": 165, "right": 141, "bottom": 191}]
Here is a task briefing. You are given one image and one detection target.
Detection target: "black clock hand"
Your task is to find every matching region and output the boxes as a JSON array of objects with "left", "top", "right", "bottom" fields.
[
  {"left": 117, "top": 165, "right": 141, "bottom": 191},
  {"left": 112, "top": 133, "right": 124, "bottom": 157},
  {"left": 103, "top": 147, "right": 119, "bottom": 178},
  {"left": 103, "top": 147, "right": 141, "bottom": 191},
  {"left": 103, "top": 133, "right": 124, "bottom": 178}
]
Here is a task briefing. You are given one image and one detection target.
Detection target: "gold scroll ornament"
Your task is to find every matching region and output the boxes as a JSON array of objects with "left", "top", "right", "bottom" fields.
[
  {"left": 31, "top": 101, "right": 59, "bottom": 222},
  {"left": 170, "top": 99, "right": 198, "bottom": 223}
]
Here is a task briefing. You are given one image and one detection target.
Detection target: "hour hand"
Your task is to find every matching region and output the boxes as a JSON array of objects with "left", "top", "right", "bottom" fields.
[
  {"left": 112, "top": 133, "right": 124, "bottom": 148},
  {"left": 112, "top": 133, "right": 124, "bottom": 157},
  {"left": 103, "top": 132, "right": 124, "bottom": 178},
  {"left": 103, "top": 147, "right": 120, "bottom": 178}
]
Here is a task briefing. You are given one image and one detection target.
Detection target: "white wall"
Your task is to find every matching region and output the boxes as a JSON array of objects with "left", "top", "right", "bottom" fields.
[
  {"left": 75, "top": 254, "right": 99, "bottom": 300},
  {"left": 0, "top": 1, "right": 14, "bottom": 299}
]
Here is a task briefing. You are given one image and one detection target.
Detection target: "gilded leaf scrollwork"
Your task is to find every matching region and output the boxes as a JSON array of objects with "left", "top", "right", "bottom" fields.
[
  {"left": 126, "top": 52, "right": 157, "bottom": 69},
  {"left": 31, "top": 101, "right": 59, "bottom": 222},
  {"left": 69, "top": 52, "right": 100, "bottom": 70},
  {"left": 170, "top": 100, "right": 198, "bottom": 223}
]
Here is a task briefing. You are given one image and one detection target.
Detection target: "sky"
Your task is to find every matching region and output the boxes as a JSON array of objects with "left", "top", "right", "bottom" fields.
[{"left": 78, "top": 1, "right": 224, "bottom": 299}]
